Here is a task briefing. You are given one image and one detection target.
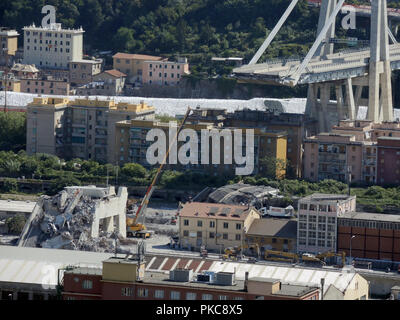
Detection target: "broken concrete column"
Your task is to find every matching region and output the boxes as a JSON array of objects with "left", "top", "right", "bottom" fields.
[{"left": 104, "top": 217, "right": 114, "bottom": 233}]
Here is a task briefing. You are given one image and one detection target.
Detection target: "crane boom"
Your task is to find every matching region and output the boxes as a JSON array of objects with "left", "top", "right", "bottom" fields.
[{"left": 132, "top": 107, "right": 192, "bottom": 225}]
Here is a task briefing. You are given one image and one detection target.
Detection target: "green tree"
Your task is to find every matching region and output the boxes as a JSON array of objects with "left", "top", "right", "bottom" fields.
[
  {"left": 0, "top": 112, "right": 26, "bottom": 152},
  {"left": 121, "top": 163, "right": 147, "bottom": 178},
  {"left": 113, "top": 27, "right": 135, "bottom": 52},
  {"left": 6, "top": 214, "right": 26, "bottom": 234}
]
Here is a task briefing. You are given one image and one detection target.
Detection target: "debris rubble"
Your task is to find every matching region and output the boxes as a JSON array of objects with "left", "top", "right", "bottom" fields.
[{"left": 27, "top": 186, "right": 128, "bottom": 252}]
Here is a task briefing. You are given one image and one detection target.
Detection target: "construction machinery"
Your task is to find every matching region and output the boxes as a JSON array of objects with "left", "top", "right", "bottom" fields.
[
  {"left": 126, "top": 107, "right": 192, "bottom": 238},
  {"left": 316, "top": 251, "right": 346, "bottom": 268},
  {"left": 223, "top": 247, "right": 240, "bottom": 260},
  {"left": 264, "top": 249, "right": 299, "bottom": 263}
]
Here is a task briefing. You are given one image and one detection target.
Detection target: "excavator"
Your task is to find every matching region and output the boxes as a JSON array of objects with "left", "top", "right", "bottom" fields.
[
  {"left": 126, "top": 107, "right": 192, "bottom": 238},
  {"left": 222, "top": 244, "right": 260, "bottom": 261}
]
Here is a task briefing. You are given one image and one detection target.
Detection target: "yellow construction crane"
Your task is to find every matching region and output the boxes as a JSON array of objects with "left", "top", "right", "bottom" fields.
[
  {"left": 264, "top": 249, "right": 299, "bottom": 263},
  {"left": 126, "top": 107, "right": 192, "bottom": 238}
]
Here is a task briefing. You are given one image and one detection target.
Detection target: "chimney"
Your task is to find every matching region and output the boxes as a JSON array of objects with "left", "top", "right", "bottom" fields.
[
  {"left": 244, "top": 271, "right": 249, "bottom": 292},
  {"left": 320, "top": 278, "right": 325, "bottom": 300}
]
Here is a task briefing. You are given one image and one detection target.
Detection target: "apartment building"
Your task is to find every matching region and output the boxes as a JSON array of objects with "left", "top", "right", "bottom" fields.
[
  {"left": 26, "top": 97, "right": 155, "bottom": 163},
  {"left": 224, "top": 109, "right": 317, "bottom": 178},
  {"left": 76, "top": 69, "right": 126, "bottom": 96},
  {"left": 297, "top": 193, "right": 356, "bottom": 254},
  {"left": 337, "top": 211, "right": 400, "bottom": 261},
  {"left": 69, "top": 59, "right": 103, "bottom": 86},
  {"left": 0, "top": 28, "right": 19, "bottom": 66},
  {"left": 178, "top": 202, "right": 261, "bottom": 251},
  {"left": 304, "top": 120, "right": 400, "bottom": 185},
  {"left": 21, "top": 77, "right": 70, "bottom": 95},
  {"left": 23, "top": 23, "right": 84, "bottom": 70},
  {"left": 62, "top": 257, "right": 320, "bottom": 300},
  {"left": 115, "top": 119, "right": 287, "bottom": 177},
  {"left": 112, "top": 53, "right": 164, "bottom": 83},
  {"left": 142, "top": 57, "right": 190, "bottom": 85},
  {"left": 303, "top": 133, "right": 376, "bottom": 184},
  {"left": 246, "top": 218, "right": 297, "bottom": 253},
  {"left": 377, "top": 136, "right": 400, "bottom": 185}
]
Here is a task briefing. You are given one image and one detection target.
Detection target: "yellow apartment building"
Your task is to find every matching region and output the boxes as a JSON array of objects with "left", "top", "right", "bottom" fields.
[
  {"left": 0, "top": 28, "right": 19, "bottom": 66},
  {"left": 115, "top": 119, "right": 287, "bottom": 177},
  {"left": 26, "top": 97, "right": 155, "bottom": 163},
  {"left": 178, "top": 202, "right": 261, "bottom": 251},
  {"left": 112, "top": 53, "right": 164, "bottom": 83}
]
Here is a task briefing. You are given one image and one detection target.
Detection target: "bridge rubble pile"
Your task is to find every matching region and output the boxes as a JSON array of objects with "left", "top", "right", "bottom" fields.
[{"left": 30, "top": 187, "right": 123, "bottom": 252}]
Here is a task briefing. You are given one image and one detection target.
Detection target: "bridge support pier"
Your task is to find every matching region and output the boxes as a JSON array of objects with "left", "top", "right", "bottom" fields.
[{"left": 368, "top": 0, "right": 393, "bottom": 122}]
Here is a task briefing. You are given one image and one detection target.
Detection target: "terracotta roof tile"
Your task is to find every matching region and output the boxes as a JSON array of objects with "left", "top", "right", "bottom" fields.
[
  {"left": 179, "top": 202, "right": 256, "bottom": 221},
  {"left": 104, "top": 69, "right": 127, "bottom": 78},
  {"left": 113, "top": 52, "right": 163, "bottom": 61}
]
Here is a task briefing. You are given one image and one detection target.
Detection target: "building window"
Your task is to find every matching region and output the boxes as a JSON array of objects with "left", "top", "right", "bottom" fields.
[
  {"left": 197, "top": 220, "right": 203, "bottom": 227},
  {"left": 137, "top": 288, "right": 148, "bottom": 298},
  {"left": 121, "top": 288, "right": 133, "bottom": 296},
  {"left": 154, "top": 290, "right": 164, "bottom": 299},
  {"left": 202, "top": 294, "right": 213, "bottom": 300},
  {"left": 236, "top": 223, "right": 241, "bottom": 230},
  {"left": 82, "top": 280, "right": 92, "bottom": 289},
  {"left": 170, "top": 291, "right": 181, "bottom": 300},
  {"left": 272, "top": 238, "right": 277, "bottom": 243},
  {"left": 210, "top": 221, "right": 215, "bottom": 228},
  {"left": 183, "top": 230, "right": 189, "bottom": 237},
  {"left": 209, "top": 232, "right": 215, "bottom": 239},
  {"left": 235, "top": 234, "right": 241, "bottom": 241},
  {"left": 223, "top": 222, "right": 229, "bottom": 229},
  {"left": 186, "top": 292, "right": 196, "bottom": 300},
  {"left": 219, "top": 295, "right": 228, "bottom": 300},
  {"left": 184, "top": 219, "right": 189, "bottom": 226},
  {"left": 223, "top": 233, "right": 228, "bottom": 240},
  {"left": 197, "top": 231, "right": 202, "bottom": 238}
]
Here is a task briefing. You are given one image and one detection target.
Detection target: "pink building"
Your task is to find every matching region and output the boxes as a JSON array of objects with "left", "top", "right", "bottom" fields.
[
  {"left": 142, "top": 57, "right": 189, "bottom": 86},
  {"left": 303, "top": 133, "right": 377, "bottom": 184},
  {"left": 303, "top": 120, "right": 400, "bottom": 185}
]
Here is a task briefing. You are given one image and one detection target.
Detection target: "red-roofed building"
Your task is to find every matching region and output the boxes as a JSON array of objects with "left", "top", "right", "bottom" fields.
[
  {"left": 178, "top": 202, "right": 261, "bottom": 251},
  {"left": 112, "top": 52, "right": 165, "bottom": 84}
]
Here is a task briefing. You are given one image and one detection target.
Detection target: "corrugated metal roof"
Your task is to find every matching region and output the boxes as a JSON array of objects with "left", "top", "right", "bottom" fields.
[
  {"left": 0, "top": 246, "right": 115, "bottom": 287},
  {"left": 207, "top": 261, "right": 356, "bottom": 294},
  {"left": 0, "top": 246, "right": 357, "bottom": 294}
]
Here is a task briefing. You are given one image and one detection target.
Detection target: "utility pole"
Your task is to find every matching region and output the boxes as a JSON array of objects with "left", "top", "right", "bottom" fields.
[{"left": 347, "top": 165, "right": 352, "bottom": 196}]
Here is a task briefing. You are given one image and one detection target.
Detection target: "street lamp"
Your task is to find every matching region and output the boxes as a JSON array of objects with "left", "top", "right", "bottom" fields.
[{"left": 349, "top": 235, "right": 356, "bottom": 265}]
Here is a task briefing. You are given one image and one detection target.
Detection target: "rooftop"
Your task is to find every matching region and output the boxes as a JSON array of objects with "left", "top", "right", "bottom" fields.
[
  {"left": 247, "top": 218, "right": 297, "bottom": 239},
  {"left": 113, "top": 53, "right": 163, "bottom": 61},
  {"left": 103, "top": 69, "right": 127, "bottom": 78},
  {"left": 179, "top": 202, "right": 255, "bottom": 221},
  {"left": 276, "top": 284, "right": 318, "bottom": 297},
  {"left": 23, "top": 23, "right": 84, "bottom": 34},
  {"left": 338, "top": 211, "right": 400, "bottom": 223},
  {"left": 300, "top": 193, "right": 355, "bottom": 203},
  {"left": 11, "top": 64, "right": 40, "bottom": 74},
  {"left": 0, "top": 247, "right": 361, "bottom": 294}
]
